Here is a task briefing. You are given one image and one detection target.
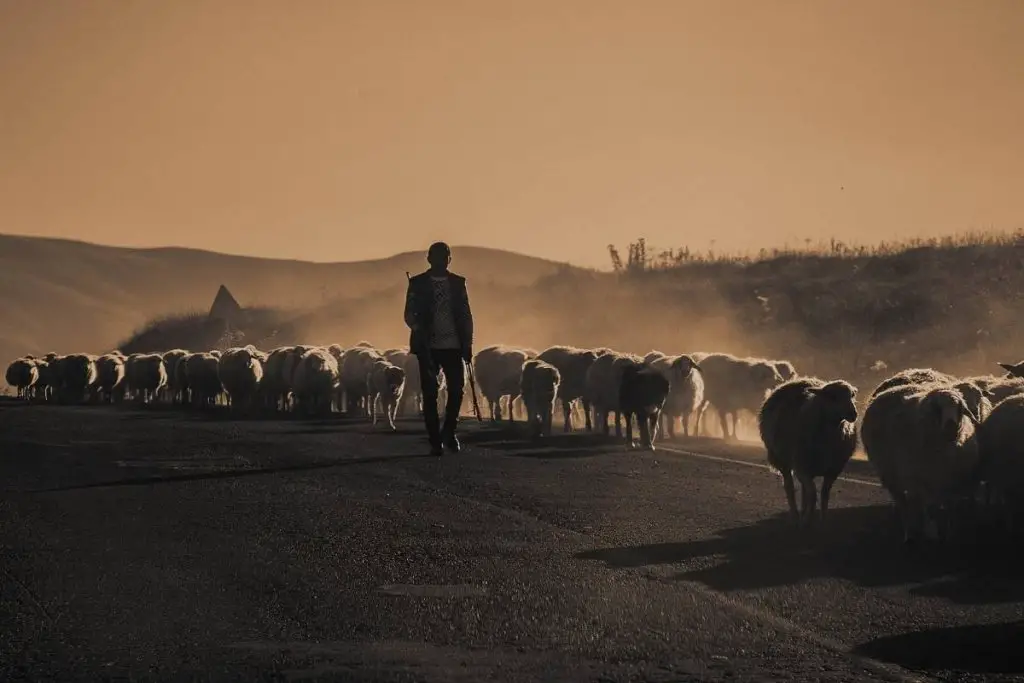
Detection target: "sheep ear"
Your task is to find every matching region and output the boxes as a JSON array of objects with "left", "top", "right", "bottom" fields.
[
  {"left": 962, "top": 398, "right": 982, "bottom": 426},
  {"left": 997, "top": 362, "right": 1018, "bottom": 374}
]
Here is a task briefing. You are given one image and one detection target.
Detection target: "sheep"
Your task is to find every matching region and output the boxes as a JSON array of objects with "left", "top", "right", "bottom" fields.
[
  {"left": 618, "top": 359, "right": 671, "bottom": 450},
  {"left": 695, "top": 353, "right": 785, "bottom": 441},
  {"left": 648, "top": 353, "right": 705, "bottom": 438},
  {"left": 33, "top": 359, "right": 55, "bottom": 401},
  {"left": 996, "top": 360, "right": 1024, "bottom": 379},
  {"left": 185, "top": 353, "right": 222, "bottom": 407},
  {"left": 354, "top": 340, "right": 375, "bottom": 349},
  {"left": 58, "top": 353, "right": 98, "bottom": 403},
  {"left": 758, "top": 378, "right": 859, "bottom": 526},
  {"left": 861, "top": 382, "right": 983, "bottom": 544},
  {"left": 95, "top": 353, "right": 126, "bottom": 404},
  {"left": 976, "top": 395, "right": 1024, "bottom": 534},
  {"left": 162, "top": 349, "right": 191, "bottom": 404},
  {"left": 472, "top": 345, "right": 531, "bottom": 422},
  {"left": 584, "top": 350, "right": 643, "bottom": 438},
  {"left": 367, "top": 359, "right": 406, "bottom": 430},
  {"left": 260, "top": 346, "right": 295, "bottom": 411},
  {"left": 951, "top": 380, "right": 994, "bottom": 423},
  {"left": 131, "top": 354, "right": 168, "bottom": 404},
  {"left": 536, "top": 345, "right": 600, "bottom": 432},
  {"left": 218, "top": 346, "right": 264, "bottom": 410},
  {"left": 292, "top": 347, "right": 340, "bottom": 416},
  {"left": 870, "top": 368, "right": 957, "bottom": 398},
  {"left": 520, "top": 359, "right": 561, "bottom": 437},
  {"left": 643, "top": 350, "right": 666, "bottom": 365},
  {"left": 5, "top": 357, "right": 39, "bottom": 399},
  {"left": 966, "top": 376, "right": 1024, "bottom": 405},
  {"left": 339, "top": 346, "right": 384, "bottom": 415}
]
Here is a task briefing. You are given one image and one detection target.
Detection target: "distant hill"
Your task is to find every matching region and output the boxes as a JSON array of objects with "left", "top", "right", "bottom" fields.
[{"left": 0, "top": 233, "right": 584, "bottom": 362}]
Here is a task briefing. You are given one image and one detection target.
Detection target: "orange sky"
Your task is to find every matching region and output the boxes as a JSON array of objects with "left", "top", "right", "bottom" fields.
[{"left": 1, "top": 0, "right": 1021, "bottom": 268}]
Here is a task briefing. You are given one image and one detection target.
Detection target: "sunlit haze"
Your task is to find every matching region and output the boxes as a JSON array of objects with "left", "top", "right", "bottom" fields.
[{"left": 1, "top": 0, "right": 1021, "bottom": 267}]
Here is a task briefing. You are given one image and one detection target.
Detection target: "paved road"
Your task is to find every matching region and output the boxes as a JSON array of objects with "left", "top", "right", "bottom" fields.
[{"left": 1, "top": 403, "right": 1022, "bottom": 682}]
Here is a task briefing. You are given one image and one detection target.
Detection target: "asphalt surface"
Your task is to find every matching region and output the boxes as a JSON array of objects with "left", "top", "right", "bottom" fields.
[{"left": 1, "top": 401, "right": 1022, "bottom": 683}]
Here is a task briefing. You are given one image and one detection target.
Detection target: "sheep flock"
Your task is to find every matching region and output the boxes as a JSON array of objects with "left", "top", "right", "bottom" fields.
[{"left": 8, "top": 343, "right": 1024, "bottom": 547}]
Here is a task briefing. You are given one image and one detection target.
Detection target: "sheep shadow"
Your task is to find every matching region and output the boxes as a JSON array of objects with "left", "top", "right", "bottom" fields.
[
  {"left": 853, "top": 620, "right": 1024, "bottom": 674},
  {"left": 457, "top": 425, "right": 626, "bottom": 457},
  {"left": 576, "top": 505, "right": 1021, "bottom": 599}
]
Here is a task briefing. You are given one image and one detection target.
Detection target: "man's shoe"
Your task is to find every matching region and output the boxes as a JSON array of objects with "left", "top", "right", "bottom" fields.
[
  {"left": 444, "top": 434, "right": 461, "bottom": 454},
  {"left": 429, "top": 443, "right": 444, "bottom": 457}
]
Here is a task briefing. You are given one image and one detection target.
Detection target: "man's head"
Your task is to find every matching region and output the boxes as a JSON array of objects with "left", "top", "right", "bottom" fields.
[{"left": 427, "top": 241, "right": 451, "bottom": 271}]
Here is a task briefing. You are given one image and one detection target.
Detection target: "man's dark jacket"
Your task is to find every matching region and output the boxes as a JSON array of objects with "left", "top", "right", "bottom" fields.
[{"left": 404, "top": 270, "right": 473, "bottom": 357}]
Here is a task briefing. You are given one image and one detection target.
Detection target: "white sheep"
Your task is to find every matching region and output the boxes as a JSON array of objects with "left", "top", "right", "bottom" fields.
[
  {"left": 218, "top": 346, "right": 264, "bottom": 410},
  {"left": 292, "top": 347, "right": 340, "bottom": 416},
  {"left": 473, "top": 345, "right": 532, "bottom": 422},
  {"left": 648, "top": 353, "right": 705, "bottom": 438},
  {"left": 367, "top": 358, "right": 406, "bottom": 430},
  {"left": 132, "top": 354, "right": 168, "bottom": 404},
  {"left": 95, "top": 354, "right": 126, "bottom": 404},
  {"left": 260, "top": 346, "right": 295, "bottom": 411},
  {"left": 758, "top": 377, "right": 859, "bottom": 526},
  {"left": 339, "top": 346, "right": 384, "bottom": 415},
  {"left": 520, "top": 359, "right": 561, "bottom": 437},
  {"left": 5, "top": 357, "right": 39, "bottom": 399},
  {"left": 861, "top": 382, "right": 983, "bottom": 544},
  {"left": 695, "top": 353, "right": 785, "bottom": 440},
  {"left": 536, "top": 345, "right": 600, "bottom": 432},
  {"left": 161, "top": 349, "right": 191, "bottom": 404}
]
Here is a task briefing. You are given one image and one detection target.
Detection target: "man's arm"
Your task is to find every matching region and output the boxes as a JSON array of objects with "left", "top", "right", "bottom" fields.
[
  {"left": 404, "top": 279, "right": 418, "bottom": 330},
  {"left": 459, "top": 279, "right": 474, "bottom": 354}
]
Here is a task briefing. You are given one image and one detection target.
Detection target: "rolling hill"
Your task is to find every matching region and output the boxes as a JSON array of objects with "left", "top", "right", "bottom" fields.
[{"left": 0, "top": 233, "right": 585, "bottom": 363}]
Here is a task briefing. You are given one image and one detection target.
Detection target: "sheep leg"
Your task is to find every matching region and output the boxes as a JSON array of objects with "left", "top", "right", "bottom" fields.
[
  {"left": 716, "top": 408, "right": 730, "bottom": 441},
  {"left": 798, "top": 475, "right": 817, "bottom": 528},
  {"left": 638, "top": 412, "right": 654, "bottom": 450},
  {"left": 625, "top": 411, "right": 635, "bottom": 448},
  {"left": 647, "top": 412, "right": 659, "bottom": 450},
  {"left": 614, "top": 411, "right": 623, "bottom": 438},
  {"left": 820, "top": 475, "right": 837, "bottom": 524},
  {"left": 780, "top": 469, "right": 799, "bottom": 521},
  {"left": 561, "top": 399, "right": 573, "bottom": 432},
  {"left": 695, "top": 399, "right": 710, "bottom": 436}
]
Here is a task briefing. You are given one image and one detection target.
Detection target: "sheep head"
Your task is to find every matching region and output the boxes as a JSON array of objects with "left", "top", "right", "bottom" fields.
[
  {"left": 669, "top": 354, "right": 700, "bottom": 381},
  {"left": 773, "top": 360, "right": 797, "bottom": 382},
  {"left": 920, "top": 388, "right": 979, "bottom": 443},
  {"left": 997, "top": 360, "right": 1024, "bottom": 379},
  {"left": 818, "top": 380, "right": 859, "bottom": 423},
  {"left": 752, "top": 361, "right": 786, "bottom": 394},
  {"left": 384, "top": 365, "right": 406, "bottom": 396},
  {"left": 952, "top": 381, "right": 993, "bottom": 423}
]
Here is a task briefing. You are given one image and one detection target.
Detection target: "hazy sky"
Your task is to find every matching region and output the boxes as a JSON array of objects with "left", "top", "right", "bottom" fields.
[{"left": 1, "top": 0, "right": 1021, "bottom": 268}]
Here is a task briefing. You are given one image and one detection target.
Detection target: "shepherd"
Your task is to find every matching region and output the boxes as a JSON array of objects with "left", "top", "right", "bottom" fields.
[{"left": 404, "top": 241, "right": 475, "bottom": 456}]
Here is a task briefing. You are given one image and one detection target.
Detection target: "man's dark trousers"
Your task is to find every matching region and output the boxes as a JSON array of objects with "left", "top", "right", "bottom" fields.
[{"left": 417, "top": 348, "right": 465, "bottom": 447}]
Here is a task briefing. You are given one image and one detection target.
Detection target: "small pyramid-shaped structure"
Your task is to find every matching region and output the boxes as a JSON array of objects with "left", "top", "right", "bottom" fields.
[{"left": 209, "top": 284, "right": 242, "bottom": 322}]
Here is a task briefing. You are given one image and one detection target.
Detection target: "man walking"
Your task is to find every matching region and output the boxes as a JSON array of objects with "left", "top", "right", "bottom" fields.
[{"left": 404, "top": 241, "right": 474, "bottom": 456}]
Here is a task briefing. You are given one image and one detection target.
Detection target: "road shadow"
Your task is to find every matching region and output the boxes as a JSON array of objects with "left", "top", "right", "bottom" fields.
[
  {"left": 459, "top": 424, "right": 624, "bottom": 450},
  {"left": 576, "top": 506, "right": 1024, "bottom": 600},
  {"left": 853, "top": 620, "right": 1024, "bottom": 674}
]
